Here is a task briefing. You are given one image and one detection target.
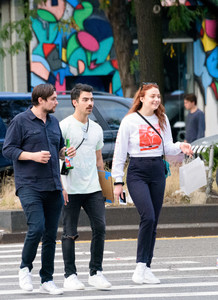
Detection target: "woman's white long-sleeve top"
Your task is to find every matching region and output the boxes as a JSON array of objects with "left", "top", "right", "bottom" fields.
[{"left": 111, "top": 112, "right": 181, "bottom": 182}]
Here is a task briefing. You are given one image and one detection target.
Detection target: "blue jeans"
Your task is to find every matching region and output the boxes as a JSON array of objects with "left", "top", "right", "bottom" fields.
[
  {"left": 127, "top": 157, "right": 166, "bottom": 267},
  {"left": 61, "top": 191, "right": 106, "bottom": 277},
  {"left": 17, "top": 187, "right": 64, "bottom": 283}
]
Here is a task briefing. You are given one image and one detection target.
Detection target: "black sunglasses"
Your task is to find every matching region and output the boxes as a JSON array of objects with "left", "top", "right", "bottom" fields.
[{"left": 141, "top": 82, "right": 158, "bottom": 89}]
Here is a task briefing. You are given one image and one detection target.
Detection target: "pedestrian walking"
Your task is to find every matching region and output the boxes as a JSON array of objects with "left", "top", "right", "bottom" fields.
[
  {"left": 60, "top": 83, "right": 111, "bottom": 291},
  {"left": 112, "top": 82, "right": 193, "bottom": 285},
  {"left": 184, "top": 93, "right": 205, "bottom": 143},
  {"left": 3, "top": 83, "right": 75, "bottom": 295}
]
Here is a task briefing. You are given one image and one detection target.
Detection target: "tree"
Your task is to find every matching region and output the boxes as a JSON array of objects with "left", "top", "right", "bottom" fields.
[
  {"left": 100, "top": 0, "right": 137, "bottom": 97},
  {"left": 134, "top": 0, "right": 164, "bottom": 93}
]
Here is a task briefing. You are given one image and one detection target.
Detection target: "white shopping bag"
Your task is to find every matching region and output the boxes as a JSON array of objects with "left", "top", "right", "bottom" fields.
[{"left": 179, "top": 157, "right": 207, "bottom": 195}]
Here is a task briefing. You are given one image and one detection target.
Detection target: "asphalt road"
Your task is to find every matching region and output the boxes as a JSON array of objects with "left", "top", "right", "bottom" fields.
[{"left": 1, "top": 236, "right": 218, "bottom": 299}]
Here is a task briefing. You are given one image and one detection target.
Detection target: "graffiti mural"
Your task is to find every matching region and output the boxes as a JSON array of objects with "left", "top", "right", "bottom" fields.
[
  {"left": 162, "top": 0, "right": 218, "bottom": 101},
  {"left": 30, "top": 0, "right": 122, "bottom": 95},
  {"left": 194, "top": 18, "right": 218, "bottom": 101}
]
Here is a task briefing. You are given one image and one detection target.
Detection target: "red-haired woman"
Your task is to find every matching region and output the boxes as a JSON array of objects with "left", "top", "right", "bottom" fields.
[{"left": 112, "top": 83, "right": 192, "bottom": 285}]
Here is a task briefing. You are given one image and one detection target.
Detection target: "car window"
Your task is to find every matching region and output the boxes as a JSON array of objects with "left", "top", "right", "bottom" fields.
[
  {"left": 54, "top": 101, "right": 97, "bottom": 123},
  {"left": 0, "top": 99, "right": 31, "bottom": 128},
  {"left": 94, "top": 100, "right": 129, "bottom": 130}
]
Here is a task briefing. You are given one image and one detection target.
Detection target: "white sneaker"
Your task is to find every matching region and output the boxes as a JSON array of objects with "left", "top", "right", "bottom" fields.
[
  {"left": 88, "top": 271, "right": 112, "bottom": 290},
  {"left": 39, "top": 281, "right": 63, "bottom": 295},
  {"left": 19, "top": 267, "right": 33, "bottom": 292},
  {"left": 132, "top": 262, "right": 146, "bottom": 284},
  {"left": 144, "top": 267, "right": 160, "bottom": 284},
  {"left": 64, "top": 274, "right": 85, "bottom": 290}
]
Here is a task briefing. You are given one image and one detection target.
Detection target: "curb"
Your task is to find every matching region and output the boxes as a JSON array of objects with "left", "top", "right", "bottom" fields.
[
  {"left": 1, "top": 204, "right": 218, "bottom": 243},
  {"left": 1, "top": 222, "right": 218, "bottom": 244}
]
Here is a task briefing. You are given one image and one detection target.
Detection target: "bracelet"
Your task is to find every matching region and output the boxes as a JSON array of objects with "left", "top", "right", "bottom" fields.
[{"left": 114, "top": 182, "right": 124, "bottom": 186}]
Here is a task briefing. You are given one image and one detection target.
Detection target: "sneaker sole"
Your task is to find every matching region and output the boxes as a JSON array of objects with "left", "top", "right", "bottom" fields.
[
  {"left": 143, "top": 279, "right": 160, "bottom": 284},
  {"left": 132, "top": 276, "right": 144, "bottom": 284},
  {"left": 19, "top": 284, "right": 33, "bottom": 292},
  {"left": 39, "top": 288, "right": 63, "bottom": 295},
  {"left": 88, "top": 282, "right": 111, "bottom": 290},
  {"left": 64, "top": 286, "right": 85, "bottom": 291}
]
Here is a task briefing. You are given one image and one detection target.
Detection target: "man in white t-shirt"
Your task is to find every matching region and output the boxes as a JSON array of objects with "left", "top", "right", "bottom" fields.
[{"left": 60, "top": 83, "right": 111, "bottom": 291}]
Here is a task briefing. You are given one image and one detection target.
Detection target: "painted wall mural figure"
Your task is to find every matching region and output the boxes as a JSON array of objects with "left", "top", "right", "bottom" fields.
[{"left": 31, "top": 0, "right": 122, "bottom": 95}]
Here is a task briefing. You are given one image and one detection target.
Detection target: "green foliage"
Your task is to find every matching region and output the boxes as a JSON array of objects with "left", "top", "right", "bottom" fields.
[
  {"left": 99, "top": 0, "right": 111, "bottom": 11},
  {"left": 0, "top": 0, "right": 46, "bottom": 57},
  {"left": 168, "top": 2, "right": 201, "bottom": 33},
  {"left": 201, "top": 144, "right": 218, "bottom": 172}
]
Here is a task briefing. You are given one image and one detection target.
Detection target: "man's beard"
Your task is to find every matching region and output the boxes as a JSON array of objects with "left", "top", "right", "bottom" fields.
[{"left": 46, "top": 108, "right": 55, "bottom": 114}]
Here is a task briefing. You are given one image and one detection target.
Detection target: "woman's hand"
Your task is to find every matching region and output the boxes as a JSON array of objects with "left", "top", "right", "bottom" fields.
[
  {"left": 180, "top": 142, "right": 193, "bottom": 157},
  {"left": 113, "top": 184, "right": 124, "bottom": 204}
]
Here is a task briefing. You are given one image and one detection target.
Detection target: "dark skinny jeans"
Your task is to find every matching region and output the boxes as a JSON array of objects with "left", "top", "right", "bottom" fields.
[
  {"left": 127, "top": 156, "right": 166, "bottom": 267},
  {"left": 61, "top": 191, "right": 106, "bottom": 277},
  {"left": 17, "top": 187, "right": 64, "bottom": 283}
]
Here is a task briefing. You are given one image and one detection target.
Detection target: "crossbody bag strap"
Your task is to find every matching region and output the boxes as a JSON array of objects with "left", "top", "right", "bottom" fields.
[
  {"left": 136, "top": 111, "right": 166, "bottom": 158},
  {"left": 75, "top": 118, "right": 89, "bottom": 150}
]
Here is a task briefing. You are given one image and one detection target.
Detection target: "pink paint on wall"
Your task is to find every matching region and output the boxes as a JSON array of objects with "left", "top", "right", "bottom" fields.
[
  {"left": 78, "top": 60, "right": 85, "bottom": 74},
  {"left": 31, "top": 62, "right": 50, "bottom": 80},
  {"left": 77, "top": 31, "right": 99, "bottom": 52},
  {"left": 38, "top": 0, "right": 65, "bottom": 20},
  {"left": 205, "top": 19, "right": 218, "bottom": 40},
  {"left": 55, "top": 73, "right": 66, "bottom": 92}
]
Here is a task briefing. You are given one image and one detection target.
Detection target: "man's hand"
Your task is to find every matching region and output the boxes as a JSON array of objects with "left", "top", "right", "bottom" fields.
[
  {"left": 62, "top": 189, "right": 68, "bottom": 205},
  {"left": 19, "top": 150, "right": 51, "bottom": 163},
  {"left": 59, "top": 146, "right": 76, "bottom": 160},
  {"left": 66, "top": 146, "right": 76, "bottom": 158}
]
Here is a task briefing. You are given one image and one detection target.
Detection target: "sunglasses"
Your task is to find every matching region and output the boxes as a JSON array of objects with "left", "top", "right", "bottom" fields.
[{"left": 141, "top": 82, "right": 158, "bottom": 89}]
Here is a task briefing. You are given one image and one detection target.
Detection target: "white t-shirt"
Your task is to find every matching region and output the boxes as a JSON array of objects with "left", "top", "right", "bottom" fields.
[
  {"left": 60, "top": 115, "right": 104, "bottom": 194},
  {"left": 112, "top": 112, "right": 181, "bottom": 182}
]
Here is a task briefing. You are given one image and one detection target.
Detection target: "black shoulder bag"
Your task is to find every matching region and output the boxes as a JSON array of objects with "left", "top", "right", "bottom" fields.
[{"left": 136, "top": 111, "right": 171, "bottom": 178}]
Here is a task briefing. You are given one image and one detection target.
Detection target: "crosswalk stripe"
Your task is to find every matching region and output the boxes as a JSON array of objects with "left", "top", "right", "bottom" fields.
[
  {"left": 1, "top": 281, "right": 218, "bottom": 295},
  {"left": 16, "top": 291, "right": 218, "bottom": 300},
  {"left": 1, "top": 240, "right": 218, "bottom": 299}
]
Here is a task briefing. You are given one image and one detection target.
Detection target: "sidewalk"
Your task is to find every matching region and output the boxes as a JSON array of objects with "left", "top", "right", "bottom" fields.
[{"left": 1, "top": 204, "right": 218, "bottom": 244}]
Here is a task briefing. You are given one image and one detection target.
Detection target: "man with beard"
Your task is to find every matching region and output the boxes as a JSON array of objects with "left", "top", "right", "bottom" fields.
[
  {"left": 3, "top": 84, "right": 75, "bottom": 295},
  {"left": 60, "top": 83, "right": 111, "bottom": 291}
]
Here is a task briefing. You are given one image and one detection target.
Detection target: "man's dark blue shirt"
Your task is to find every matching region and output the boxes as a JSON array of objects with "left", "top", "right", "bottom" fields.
[
  {"left": 185, "top": 109, "right": 205, "bottom": 143},
  {"left": 3, "top": 108, "right": 64, "bottom": 193}
]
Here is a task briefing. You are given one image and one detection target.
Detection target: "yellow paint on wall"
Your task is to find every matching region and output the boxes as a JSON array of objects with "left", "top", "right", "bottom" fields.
[{"left": 62, "top": 48, "right": 67, "bottom": 62}]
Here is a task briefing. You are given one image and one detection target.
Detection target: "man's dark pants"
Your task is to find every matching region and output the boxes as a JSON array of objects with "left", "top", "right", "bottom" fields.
[
  {"left": 61, "top": 191, "right": 105, "bottom": 277},
  {"left": 17, "top": 187, "right": 64, "bottom": 283}
]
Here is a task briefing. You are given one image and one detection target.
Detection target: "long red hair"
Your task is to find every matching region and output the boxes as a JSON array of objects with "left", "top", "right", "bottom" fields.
[{"left": 128, "top": 83, "right": 166, "bottom": 131}]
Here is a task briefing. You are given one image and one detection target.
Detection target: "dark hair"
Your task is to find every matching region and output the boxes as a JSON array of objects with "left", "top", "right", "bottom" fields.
[
  {"left": 128, "top": 83, "right": 166, "bottom": 131},
  {"left": 184, "top": 93, "right": 197, "bottom": 105},
  {"left": 70, "top": 83, "right": 93, "bottom": 101},
  {"left": 31, "top": 84, "right": 56, "bottom": 106}
]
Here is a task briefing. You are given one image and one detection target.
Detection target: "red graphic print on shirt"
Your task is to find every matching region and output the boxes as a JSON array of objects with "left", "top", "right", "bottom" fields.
[{"left": 139, "top": 124, "right": 162, "bottom": 151}]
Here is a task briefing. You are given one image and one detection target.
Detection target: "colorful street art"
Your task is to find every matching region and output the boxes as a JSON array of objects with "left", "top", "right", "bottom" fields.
[
  {"left": 195, "top": 18, "right": 218, "bottom": 101},
  {"left": 161, "top": 0, "right": 218, "bottom": 102},
  {"left": 30, "top": 0, "right": 122, "bottom": 95}
]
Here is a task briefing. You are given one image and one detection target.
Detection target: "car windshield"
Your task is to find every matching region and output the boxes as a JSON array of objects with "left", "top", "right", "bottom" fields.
[{"left": 94, "top": 100, "right": 129, "bottom": 130}]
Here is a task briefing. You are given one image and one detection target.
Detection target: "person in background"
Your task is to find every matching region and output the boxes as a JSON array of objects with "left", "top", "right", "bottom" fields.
[
  {"left": 3, "top": 84, "right": 75, "bottom": 295},
  {"left": 184, "top": 93, "right": 205, "bottom": 143},
  {"left": 60, "top": 83, "right": 111, "bottom": 291},
  {"left": 112, "top": 82, "right": 193, "bottom": 285}
]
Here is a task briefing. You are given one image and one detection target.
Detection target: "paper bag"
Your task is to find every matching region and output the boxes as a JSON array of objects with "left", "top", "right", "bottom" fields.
[
  {"left": 179, "top": 157, "right": 207, "bottom": 195},
  {"left": 98, "top": 170, "right": 114, "bottom": 203}
]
